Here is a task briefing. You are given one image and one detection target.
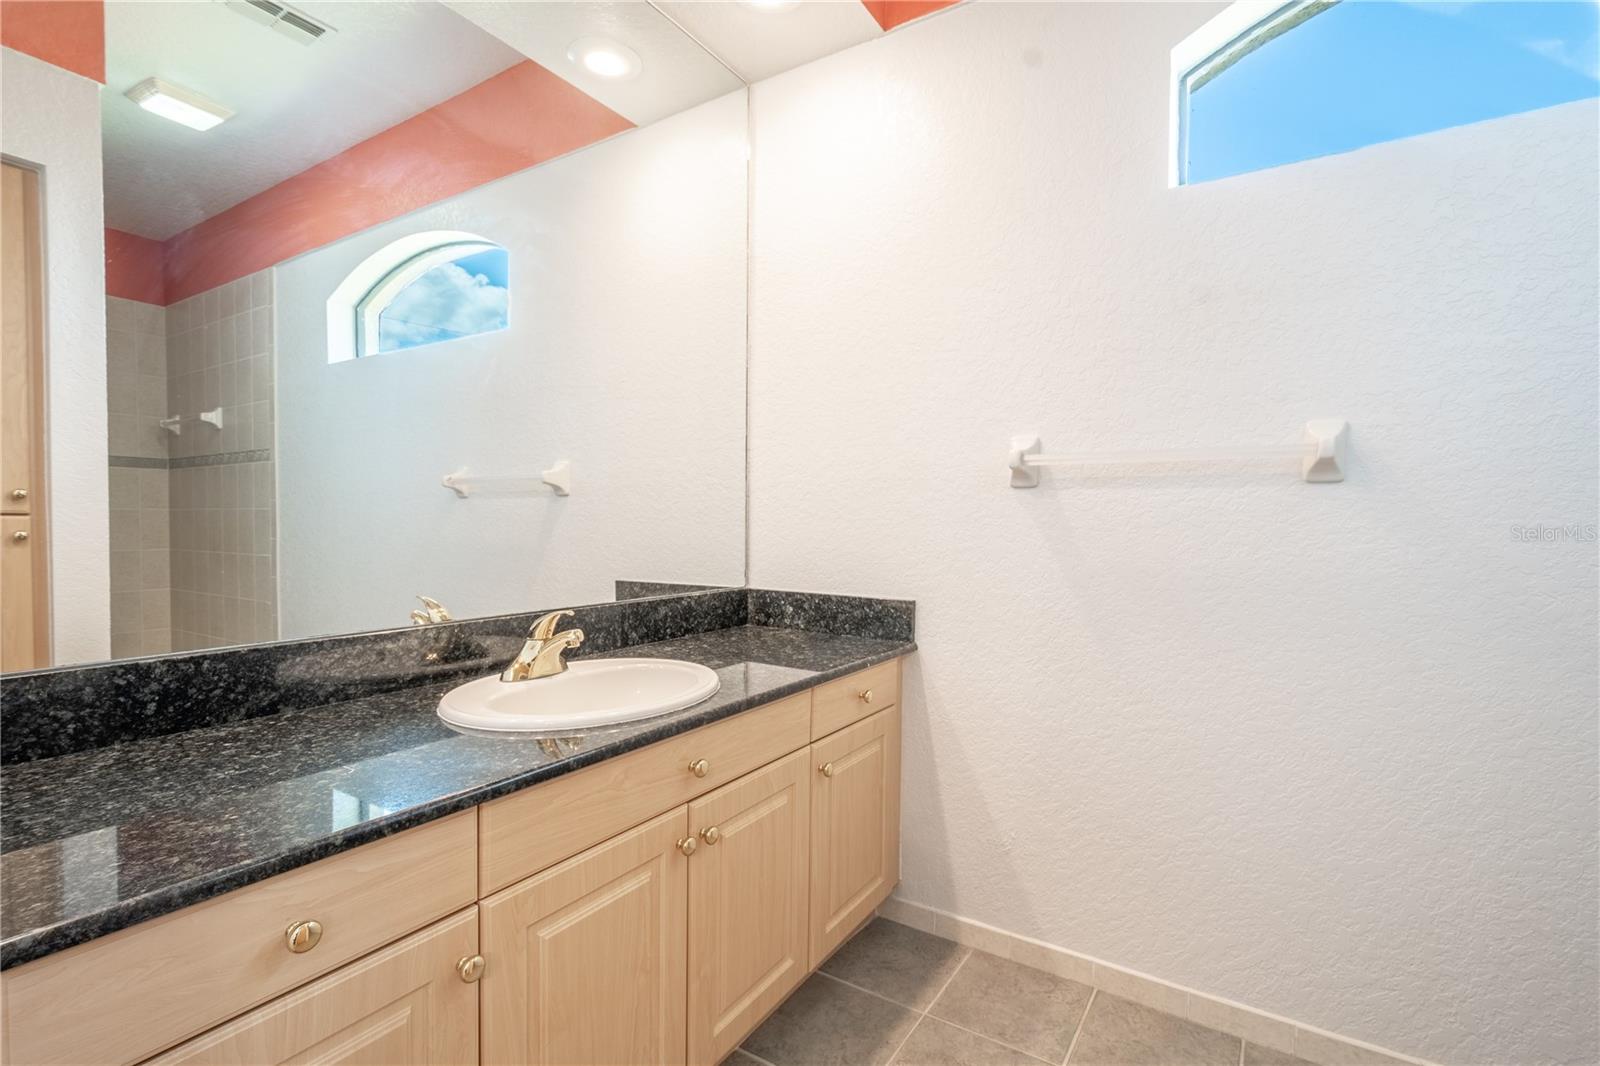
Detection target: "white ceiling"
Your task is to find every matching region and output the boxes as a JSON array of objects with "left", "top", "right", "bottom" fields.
[
  {"left": 653, "top": 0, "right": 884, "bottom": 84},
  {"left": 445, "top": 1, "right": 742, "bottom": 126},
  {"left": 103, "top": 1, "right": 527, "bottom": 240}
]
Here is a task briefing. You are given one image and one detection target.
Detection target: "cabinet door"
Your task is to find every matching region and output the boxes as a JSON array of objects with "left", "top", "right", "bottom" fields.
[
  {"left": 1, "top": 514, "right": 37, "bottom": 671},
  {"left": 146, "top": 908, "right": 478, "bottom": 1066},
  {"left": 481, "top": 805, "right": 689, "bottom": 1066},
  {"left": 2, "top": 162, "right": 40, "bottom": 517},
  {"left": 810, "top": 705, "right": 901, "bottom": 968},
  {"left": 687, "top": 749, "right": 810, "bottom": 1066}
]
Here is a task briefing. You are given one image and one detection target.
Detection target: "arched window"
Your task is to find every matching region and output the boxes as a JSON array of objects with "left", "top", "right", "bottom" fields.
[
  {"left": 1171, "top": 1, "right": 1600, "bottom": 185},
  {"left": 326, "top": 231, "right": 509, "bottom": 362}
]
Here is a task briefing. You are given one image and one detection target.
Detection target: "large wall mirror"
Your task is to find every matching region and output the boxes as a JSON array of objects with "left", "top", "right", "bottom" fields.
[{"left": 1, "top": 1, "right": 749, "bottom": 670}]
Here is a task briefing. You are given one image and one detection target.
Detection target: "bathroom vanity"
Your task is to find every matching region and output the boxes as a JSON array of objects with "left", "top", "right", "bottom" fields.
[{"left": 0, "top": 590, "right": 911, "bottom": 1066}]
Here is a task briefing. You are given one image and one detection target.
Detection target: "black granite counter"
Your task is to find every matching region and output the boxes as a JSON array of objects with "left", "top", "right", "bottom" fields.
[{"left": 0, "top": 623, "right": 913, "bottom": 970}]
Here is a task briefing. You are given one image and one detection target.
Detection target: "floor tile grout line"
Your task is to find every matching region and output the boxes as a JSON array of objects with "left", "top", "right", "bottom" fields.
[
  {"left": 883, "top": 946, "right": 971, "bottom": 1066},
  {"left": 814, "top": 941, "right": 973, "bottom": 1016},
  {"left": 738, "top": 1050, "right": 780, "bottom": 1066},
  {"left": 914, "top": 1003, "right": 1059, "bottom": 1064},
  {"left": 815, "top": 967, "right": 943, "bottom": 1016},
  {"left": 883, "top": 1013, "right": 928, "bottom": 1066},
  {"left": 899, "top": 948, "right": 1063, "bottom": 1066},
  {"left": 1061, "top": 987, "right": 1097, "bottom": 1066},
  {"left": 916, "top": 943, "right": 973, "bottom": 1019}
]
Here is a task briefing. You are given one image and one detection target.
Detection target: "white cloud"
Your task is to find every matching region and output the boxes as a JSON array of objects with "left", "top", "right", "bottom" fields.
[
  {"left": 1523, "top": 35, "right": 1600, "bottom": 81},
  {"left": 379, "top": 261, "right": 508, "bottom": 351}
]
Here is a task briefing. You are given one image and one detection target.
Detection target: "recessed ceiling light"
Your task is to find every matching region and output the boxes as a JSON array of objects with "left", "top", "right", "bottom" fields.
[
  {"left": 742, "top": 0, "right": 801, "bottom": 10},
  {"left": 124, "top": 77, "right": 233, "bottom": 131},
  {"left": 566, "top": 37, "right": 642, "bottom": 80}
]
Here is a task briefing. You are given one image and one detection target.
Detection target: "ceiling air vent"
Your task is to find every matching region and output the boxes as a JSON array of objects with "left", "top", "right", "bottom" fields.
[{"left": 224, "top": 0, "right": 335, "bottom": 45}]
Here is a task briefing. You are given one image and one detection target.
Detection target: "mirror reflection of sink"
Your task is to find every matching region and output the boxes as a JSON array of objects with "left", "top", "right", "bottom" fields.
[{"left": 437, "top": 658, "right": 720, "bottom": 733}]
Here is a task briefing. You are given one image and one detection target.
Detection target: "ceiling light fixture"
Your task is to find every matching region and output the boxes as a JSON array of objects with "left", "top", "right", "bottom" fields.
[
  {"left": 742, "top": 0, "right": 801, "bottom": 10},
  {"left": 565, "top": 37, "right": 643, "bottom": 80},
  {"left": 124, "top": 77, "right": 234, "bottom": 131}
]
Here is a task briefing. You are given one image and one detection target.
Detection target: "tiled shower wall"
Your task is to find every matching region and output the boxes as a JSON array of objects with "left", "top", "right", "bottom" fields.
[
  {"left": 106, "top": 297, "right": 172, "bottom": 657},
  {"left": 165, "top": 270, "right": 278, "bottom": 651},
  {"left": 103, "top": 272, "right": 278, "bottom": 659}
]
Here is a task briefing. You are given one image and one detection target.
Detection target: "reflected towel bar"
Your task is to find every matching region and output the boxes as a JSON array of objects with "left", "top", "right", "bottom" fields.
[
  {"left": 158, "top": 408, "right": 223, "bottom": 435},
  {"left": 443, "top": 460, "right": 571, "bottom": 498}
]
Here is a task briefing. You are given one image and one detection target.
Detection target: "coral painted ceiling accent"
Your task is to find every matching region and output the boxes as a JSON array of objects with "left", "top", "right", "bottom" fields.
[
  {"left": 158, "top": 59, "right": 632, "bottom": 305},
  {"left": 0, "top": 0, "right": 105, "bottom": 83},
  {"left": 860, "top": 0, "right": 960, "bottom": 33},
  {"left": 654, "top": 0, "right": 963, "bottom": 85}
]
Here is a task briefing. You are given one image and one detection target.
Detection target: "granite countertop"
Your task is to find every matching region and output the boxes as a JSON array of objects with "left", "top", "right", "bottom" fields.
[{"left": 0, "top": 625, "right": 913, "bottom": 970}]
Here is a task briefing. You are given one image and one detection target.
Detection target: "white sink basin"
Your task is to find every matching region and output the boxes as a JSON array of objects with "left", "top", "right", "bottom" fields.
[{"left": 437, "top": 658, "right": 720, "bottom": 733}]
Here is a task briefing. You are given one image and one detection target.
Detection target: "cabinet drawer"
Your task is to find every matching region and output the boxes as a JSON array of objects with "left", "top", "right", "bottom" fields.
[
  {"left": 480, "top": 692, "right": 812, "bottom": 894},
  {"left": 145, "top": 908, "right": 479, "bottom": 1066},
  {"left": 0, "top": 811, "right": 477, "bottom": 1066},
  {"left": 812, "top": 660, "right": 900, "bottom": 739}
]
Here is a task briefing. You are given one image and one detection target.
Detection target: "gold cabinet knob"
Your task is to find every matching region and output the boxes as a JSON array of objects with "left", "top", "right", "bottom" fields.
[
  {"left": 677, "top": 836, "right": 698, "bottom": 856},
  {"left": 859, "top": 689, "right": 874, "bottom": 704},
  {"left": 285, "top": 920, "right": 323, "bottom": 953},
  {"left": 688, "top": 758, "right": 710, "bottom": 778},
  {"left": 10, "top": 531, "right": 26, "bottom": 543},
  {"left": 9, "top": 488, "right": 26, "bottom": 500},
  {"left": 819, "top": 762, "right": 835, "bottom": 778},
  {"left": 456, "top": 955, "right": 486, "bottom": 983},
  {"left": 700, "top": 826, "right": 721, "bottom": 846}
]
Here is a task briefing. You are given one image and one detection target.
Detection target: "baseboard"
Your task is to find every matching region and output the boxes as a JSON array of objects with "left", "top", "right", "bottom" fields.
[{"left": 876, "top": 897, "right": 1438, "bottom": 1066}]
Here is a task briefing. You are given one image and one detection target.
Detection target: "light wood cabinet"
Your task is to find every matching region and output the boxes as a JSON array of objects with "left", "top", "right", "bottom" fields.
[
  {"left": 812, "top": 659, "right": 899, "bottom": 739},
  {"left": 809, "top": 705, "right": 902, "bottom": 967},
  {"left": 480, "top": 692, "right": 811, "bottom": 894},
  {"left": 687, "top": 749, "right": 811, "bottom": 1066},
  {"left": 0, "top": 160, "right": 47, "bottom": 670},
  {"left": 1, "top": 662, "right": 907, "bottom": 1066},
  {"left": 480, "top": 806, "right": 689, "bottom": 1066},
  {"left": 0, "top": 810, "right": 477, "bottom": 1066},
  {"left": 1, "top": 515, "right": 37, "bottom": 669},
  {"left": 146, "top": 908, "right": 479, "bottom": 1066}
]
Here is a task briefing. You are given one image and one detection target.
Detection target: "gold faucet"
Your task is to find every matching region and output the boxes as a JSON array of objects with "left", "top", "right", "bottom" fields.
[{"left": 501, "top": 609, "right": 585, "bottom": 682}]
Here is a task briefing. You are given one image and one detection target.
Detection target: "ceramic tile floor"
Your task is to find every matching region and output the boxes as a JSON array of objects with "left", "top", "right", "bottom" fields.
[{"left": 728, "top": 918, "right": 1318, "bottom": 1066}]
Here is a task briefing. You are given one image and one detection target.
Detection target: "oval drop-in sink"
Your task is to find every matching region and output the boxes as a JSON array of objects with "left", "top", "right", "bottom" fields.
[{"left": 437, "top": 658, "right": 721, "bottom": 733}]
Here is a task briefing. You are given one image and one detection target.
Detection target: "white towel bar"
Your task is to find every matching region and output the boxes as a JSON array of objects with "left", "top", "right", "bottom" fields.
[
  {"left": 443, "top": 460, "right": 571, "bottom": 498},
  {"left": 1008, "top": 420, "right": 1348, "bottom": 486}
]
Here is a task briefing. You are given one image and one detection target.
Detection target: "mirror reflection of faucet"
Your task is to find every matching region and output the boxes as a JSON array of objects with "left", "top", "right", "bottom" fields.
[{"left": 409, "top": 596, "right": 454, "bottom": 626}]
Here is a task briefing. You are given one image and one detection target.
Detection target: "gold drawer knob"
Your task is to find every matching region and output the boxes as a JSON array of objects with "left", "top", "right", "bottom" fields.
[
  {"left": 677, "top": 836, "right": 698, "bottom": 856},
  {"left": 11, "top": 531, "right": 27, "bottom": 543},
  {"left": 700, "top": 826, "right": 721, "bottom": 846},
  {"left": 9, "top": 488, "right": 26, "bottom": 500},
  {"left": 285, "top": 920, "right": 323, "bottom": 953},
  {"left": 819, "top": 762, "right": 835, "bottom": 778},
  {"left": 688, "top": 758, "right": 710, "bottom": 778},
  {"left": 456, "top": 955, "right": 486, "bottom": 983},
  {"left": 859, "top": 689, "right": 874, "bottom": 704}
]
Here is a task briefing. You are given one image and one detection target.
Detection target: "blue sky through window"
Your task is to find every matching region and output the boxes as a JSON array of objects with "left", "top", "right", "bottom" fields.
[
  {"left": 1184, "top": 1, "right": 1600, "bottom": 184},
  {"left": 377, "top": 246, "right": 509, "bottom": 353}
]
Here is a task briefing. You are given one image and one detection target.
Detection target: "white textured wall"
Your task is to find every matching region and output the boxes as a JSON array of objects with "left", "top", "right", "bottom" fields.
[
  {"left": 746, "top": 5, "right": 1598, "bottom": 1064},
  {"left": 0, "top": 47, "right": 110, "bottom": 665},
  {"left": 275, "top": 91, "right": 746, "bottom": 639}
]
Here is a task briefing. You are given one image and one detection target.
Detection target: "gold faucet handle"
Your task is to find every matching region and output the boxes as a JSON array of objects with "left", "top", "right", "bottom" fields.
[{"left": 529, "top": 609, "right": 576, "bottom": 640}]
